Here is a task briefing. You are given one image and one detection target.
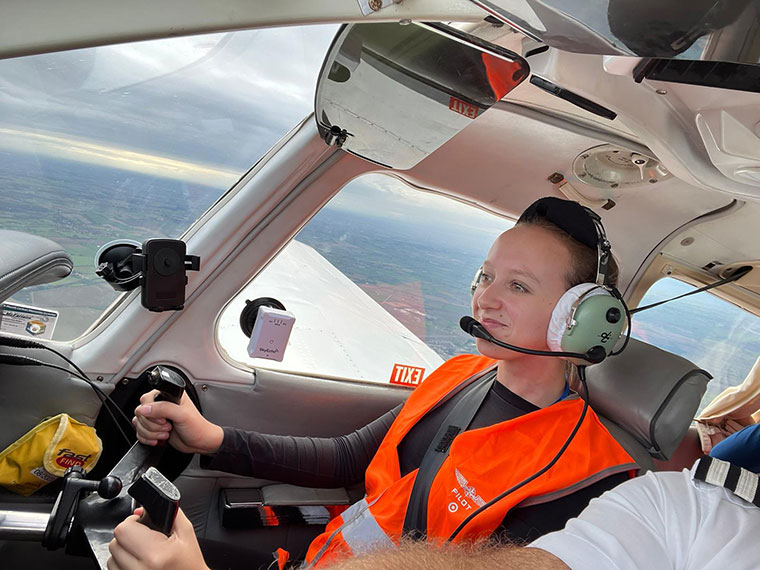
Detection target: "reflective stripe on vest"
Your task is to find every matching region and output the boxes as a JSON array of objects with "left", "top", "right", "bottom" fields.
[
  {"left": 341, "top": 498, "right": 395, "bottom": 555},
  {"left": 307, "top": 496, "right": 394, "bottom": 568}
]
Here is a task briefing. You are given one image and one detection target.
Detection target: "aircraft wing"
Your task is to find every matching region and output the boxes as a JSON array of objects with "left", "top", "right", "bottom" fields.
[{"left": 217, "top": 239, "right": 444, "bottom": 385}]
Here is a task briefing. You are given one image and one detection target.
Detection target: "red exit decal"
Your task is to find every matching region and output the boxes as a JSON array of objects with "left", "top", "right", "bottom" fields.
[
  {"left": 390, "top": 364, "right": 425, "bottom": 387},
  {"left": 449, "top": 97, "right": 478, "bottom": 119}
]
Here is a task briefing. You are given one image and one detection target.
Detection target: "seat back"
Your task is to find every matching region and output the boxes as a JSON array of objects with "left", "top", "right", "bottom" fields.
[
  {"left": 0, "top": 229, "right": 72, "bottom": 303},
  {"left": 584, "top": 338, "right": 711, "bottom": 464}
]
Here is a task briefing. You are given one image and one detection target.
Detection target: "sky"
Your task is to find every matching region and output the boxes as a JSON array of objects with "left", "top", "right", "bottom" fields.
[
  {"left": 330, "top": 173, "right": 513, "bottom": 243},
  {"left": 0, "top": 26, "right": 337, "bottom": 176},
  {"left": 0, "top": 24, "right": 516, "bottom": 232}
]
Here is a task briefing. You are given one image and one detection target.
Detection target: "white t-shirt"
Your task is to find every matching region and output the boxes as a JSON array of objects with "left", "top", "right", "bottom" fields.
[{"left": 531, "top": 466, "right": 760, "bottom": 570}]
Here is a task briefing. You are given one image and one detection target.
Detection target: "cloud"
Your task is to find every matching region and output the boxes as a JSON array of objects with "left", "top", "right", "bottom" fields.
[
  {"left": 0, "top": 25, "right": 513, "bottom": 236},
  {"left": 0, "top": 126, "right": 240, "bottom": 186},
  {"left": 330, "top": 173, "right": 513, "bottom": 237},
  {"left": 0, "top": 25, "right": 338, "bottom": 171}
]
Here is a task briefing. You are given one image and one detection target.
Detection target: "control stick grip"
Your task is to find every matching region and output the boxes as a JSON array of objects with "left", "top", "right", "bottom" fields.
[
  {"left": 128, "top": 467, "right": 180, "bottom": 536},
  {"left": 148, "top": 366, "right": 185, "bottom": 405}
]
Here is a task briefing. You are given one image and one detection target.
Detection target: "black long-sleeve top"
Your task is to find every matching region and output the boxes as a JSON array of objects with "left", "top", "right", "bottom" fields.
[{"left": 200, "top": 380, "right": 628, "bottom": 542}]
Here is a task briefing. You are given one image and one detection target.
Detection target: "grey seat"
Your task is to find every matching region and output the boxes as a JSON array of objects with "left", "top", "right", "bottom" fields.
[
  {"left": 583, "top": 338, "right": 711, "bottom": 472},
  {"left": 0, "top": 229, "right": 72, "bottom": 303}
]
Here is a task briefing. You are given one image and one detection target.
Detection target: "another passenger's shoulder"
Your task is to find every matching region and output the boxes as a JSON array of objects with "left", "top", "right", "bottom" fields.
[{"left": 607, "top": 464, "right": 754, "bottom": 513}]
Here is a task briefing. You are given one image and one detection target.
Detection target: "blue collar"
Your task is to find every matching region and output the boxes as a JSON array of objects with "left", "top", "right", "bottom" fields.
[{"left": 553, "top": 379, "right": 571, "bottom": 405}]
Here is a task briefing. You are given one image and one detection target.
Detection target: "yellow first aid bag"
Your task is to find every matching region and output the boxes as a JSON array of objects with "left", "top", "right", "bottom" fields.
[{"left": 0, "top": 413, "right": 102, "bottom": 496}]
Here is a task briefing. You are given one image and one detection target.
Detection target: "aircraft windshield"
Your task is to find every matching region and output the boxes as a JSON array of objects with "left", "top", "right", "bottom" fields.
[{"left": 0, "top": 25, "right": 337, "bottom": 340}]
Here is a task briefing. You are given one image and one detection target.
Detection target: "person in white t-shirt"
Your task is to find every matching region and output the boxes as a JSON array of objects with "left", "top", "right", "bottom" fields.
[
  {"left": 322, "top": 456, "right": 760, "bottom": 570},
  {"left": 530, "top": 455, "right": 760, "bottom": 570}
]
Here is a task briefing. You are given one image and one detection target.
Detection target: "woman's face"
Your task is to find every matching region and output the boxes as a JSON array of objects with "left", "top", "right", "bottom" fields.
[{"left": 471, "top": 224, "right": 574, "bottom": 360}]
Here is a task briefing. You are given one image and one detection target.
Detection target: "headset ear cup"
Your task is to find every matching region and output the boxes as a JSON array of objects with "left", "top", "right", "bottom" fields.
[
  {"left": 549, "top": 284, "right": 627, "bottom": 356},
  {"left": 547, "top": 283, "right": 599, "bottom": 352}
]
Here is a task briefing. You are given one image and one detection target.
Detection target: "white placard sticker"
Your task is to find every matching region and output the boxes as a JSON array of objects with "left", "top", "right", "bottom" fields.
[{"left": 0, "top": 302, "right": 59, "bottom": 339}]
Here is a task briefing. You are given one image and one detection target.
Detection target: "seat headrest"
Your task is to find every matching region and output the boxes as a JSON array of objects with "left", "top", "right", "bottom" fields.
[
  {"left": 0, "top": 230, "right": 72, "bottom": 304},
  {"left": 585, "top": 338, "right": 711, "bottom": 460}
]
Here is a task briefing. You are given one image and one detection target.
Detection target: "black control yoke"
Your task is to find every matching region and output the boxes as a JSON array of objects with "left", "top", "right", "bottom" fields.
[
  {"left": 150, "top": 365, "right": 185, "bottom": 405},
  {"left": 129, "top": 466, "right": 181, "bottom": 536},
  {"left": 40, "top": 365, "right": 186, "bottom": 568}
]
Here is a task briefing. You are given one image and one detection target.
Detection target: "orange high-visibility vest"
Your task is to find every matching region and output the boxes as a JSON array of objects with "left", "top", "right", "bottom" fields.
[{"left": 302, "top": 355, "right": 637, "bottom": 568}]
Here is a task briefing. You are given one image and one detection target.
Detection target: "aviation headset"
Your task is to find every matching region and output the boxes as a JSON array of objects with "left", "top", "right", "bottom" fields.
[{"left": 471, "top": 197, "right": 627, "bottom": 358}]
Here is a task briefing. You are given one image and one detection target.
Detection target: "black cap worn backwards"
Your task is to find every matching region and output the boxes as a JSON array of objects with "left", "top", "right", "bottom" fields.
[{"left": 517, "top": 197, "right": 601, "bottom": 250}]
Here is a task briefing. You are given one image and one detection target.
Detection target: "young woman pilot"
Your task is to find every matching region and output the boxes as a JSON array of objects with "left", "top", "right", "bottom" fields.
[{"left": 109, "top": 197, "right": 636, "bottom": 570}]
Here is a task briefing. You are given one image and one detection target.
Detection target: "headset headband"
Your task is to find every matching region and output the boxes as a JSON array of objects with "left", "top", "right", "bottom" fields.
[{"left": 586, "top": 209, "right": 611, "bottom": 287}]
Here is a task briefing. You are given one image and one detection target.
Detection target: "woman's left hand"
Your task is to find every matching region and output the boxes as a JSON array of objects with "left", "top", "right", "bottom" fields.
[{"left": 108, "top": 507, "right": 209, "bottom": 570}]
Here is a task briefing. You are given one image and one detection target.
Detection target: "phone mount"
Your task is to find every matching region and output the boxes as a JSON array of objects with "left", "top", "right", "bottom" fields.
[{"left": 95, "top": 239, "right": 200, "bottom": 312}]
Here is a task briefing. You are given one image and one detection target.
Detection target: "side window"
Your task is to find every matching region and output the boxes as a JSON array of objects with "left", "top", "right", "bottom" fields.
[
  {"left": 0, "top": 26, "right": 336, "bottom": 341},
  {"left": 217, "top": 174, "right": 512, "bottom": 386},
  {"left": 631, "top": 277, "right": 760, "bottom": 414}
]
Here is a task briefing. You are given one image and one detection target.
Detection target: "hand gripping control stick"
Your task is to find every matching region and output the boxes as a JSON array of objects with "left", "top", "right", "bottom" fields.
[
  {"left": 128, "top": 466, "right": 181, "bottom": 536},
  {"left": 149, "top": 366, "right": 185, "bottom": 404}
]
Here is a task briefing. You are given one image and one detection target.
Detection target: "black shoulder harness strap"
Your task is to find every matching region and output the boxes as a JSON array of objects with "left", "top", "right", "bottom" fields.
[
  {"left": 693, "top": 455, "right": 760, "bottom": 508},
  {"left": 402, "top": 371, "right": 496, "bottom": 537}
]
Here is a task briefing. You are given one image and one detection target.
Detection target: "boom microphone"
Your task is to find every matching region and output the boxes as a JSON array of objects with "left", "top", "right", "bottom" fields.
[{"left": 459, "top": 316, "right": 606, "bottom": 364}]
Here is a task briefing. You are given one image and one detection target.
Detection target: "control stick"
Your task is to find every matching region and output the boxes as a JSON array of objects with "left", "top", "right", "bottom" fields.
[
  {"left": 2, "top": 365, "right": 190, "bottom": 569},
  {"left": 128, "top": 467, "right": 180, "bottom": 536},
  {"left": 58, "top": 365, "right": 187, "bottom": 568},
  {"left": 148, "top": 366, "right": 185, "bottom": 404},
  {"left": 147, "top": 366, "right": 185, "bottom": 448}
]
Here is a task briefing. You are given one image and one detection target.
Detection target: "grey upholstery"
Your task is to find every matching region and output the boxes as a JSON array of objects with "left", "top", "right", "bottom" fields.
[
  {"left": 0, "top": 230, "right": 72, "bottom": 303},
  {"left": 585, "top": 338, "right": 711, "bottom": 461},
  {"left": 597, "top": 415, "right": 655, "bottom": 473}
]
